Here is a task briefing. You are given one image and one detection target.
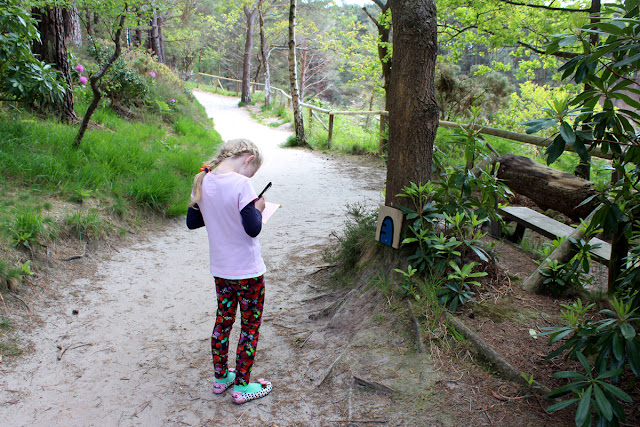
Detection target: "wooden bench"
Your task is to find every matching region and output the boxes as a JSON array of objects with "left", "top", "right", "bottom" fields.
[{"left": 499, "top": 206, "right": 611, "bottom": 265}]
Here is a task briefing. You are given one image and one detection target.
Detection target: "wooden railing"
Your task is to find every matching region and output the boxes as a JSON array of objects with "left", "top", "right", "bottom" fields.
[{"left": 196, "top": 73, "right": 613, "bottom": 160}]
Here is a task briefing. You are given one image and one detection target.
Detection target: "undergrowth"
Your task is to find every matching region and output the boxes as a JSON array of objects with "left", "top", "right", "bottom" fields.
[{"left": 0, "top": 63, "right": 222, "bottom": 295}]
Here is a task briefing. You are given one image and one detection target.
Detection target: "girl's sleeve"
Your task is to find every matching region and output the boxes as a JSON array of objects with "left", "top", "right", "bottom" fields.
[
  {"left": 237, "top": 177, "right": 258, "bottom": 211},
  {"left": 240, "top": 202, "right": 262, "bottom": 237}
]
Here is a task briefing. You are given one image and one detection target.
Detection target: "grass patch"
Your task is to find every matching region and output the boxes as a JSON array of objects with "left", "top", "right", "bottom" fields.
[
  {"left": 325, "top": 203, "right": 379, "bottom": 272},
  {"left": 0, "top": 318, "right": 23, "bottom": 358}
]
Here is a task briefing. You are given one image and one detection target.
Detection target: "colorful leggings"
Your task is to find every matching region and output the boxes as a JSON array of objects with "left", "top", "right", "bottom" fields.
[{"left": 211, "top": 275, "right": 265, "bottom": 386}]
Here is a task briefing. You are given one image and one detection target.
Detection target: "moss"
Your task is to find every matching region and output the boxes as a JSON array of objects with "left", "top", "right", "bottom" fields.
[{"left": 472, "top": 296, "right": 540, "bottom": 323}]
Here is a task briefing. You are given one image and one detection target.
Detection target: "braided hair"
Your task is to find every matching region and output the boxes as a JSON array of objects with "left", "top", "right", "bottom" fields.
[{"left": 189, "top": 138, "right": 263, "bottom": 206}]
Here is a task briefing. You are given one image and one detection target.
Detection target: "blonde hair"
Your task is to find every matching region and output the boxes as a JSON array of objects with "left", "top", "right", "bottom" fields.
[{"left": 189, "top": 138, "right": 263, "bottom": 206}]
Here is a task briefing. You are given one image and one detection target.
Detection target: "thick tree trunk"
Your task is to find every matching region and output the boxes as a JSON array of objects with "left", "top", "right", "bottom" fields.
[
  {"left": 241, "top": 6, "right": 258, "bottom": 104},
  {"left": 385, "top": 0, "right": 438, "bottom": 208},
  {"left": 497, "top": 154, "right": 599, "bottom": 221},
  {"left": 288, "top": 0, "right": 308, "bottom": 146},
  {"left": 62, "top": 7, "right": 82, "bottom": 47},
  {"left": 33, "top": 6, "right": 77, "bottom": 122}
]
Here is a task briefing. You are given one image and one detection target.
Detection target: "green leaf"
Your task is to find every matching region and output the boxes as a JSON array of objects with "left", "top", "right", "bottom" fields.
[
  {"left": 626, "top": 339, "right": 640, "bottom": 376},
  {"left": 593, "top": 385, "right": 613, "bottom": 421},
  {"left": 620, "top": 323, "right": 636, "bottom": 340},
  {"left": 599, "top": 381, "right": 633, "bottom": 403},
  {"left": 560, "top": 121, "right": 576, "bottom": 145},
  {"left": 575, "top": 385, "right": 592, "bottom": 427},
  {"left": 613, "top": 52, "right": 640, "bottom": 68},
  {"left": 554, "top": 371, "right": 588, "bottom": 379},
  {"left": 576, "top": 352, "right": 592, "bottom": 373},
  {"left": 546, "top": 135, "right": 566, "bottom": 165},
  {"left": 547, "top": 397, "right": 581, "bottom": 412}
]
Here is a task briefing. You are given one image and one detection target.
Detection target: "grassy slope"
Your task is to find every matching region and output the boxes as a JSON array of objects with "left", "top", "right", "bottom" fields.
[{"left": 0, "top": 86, "right": 221, "bottom": 294}]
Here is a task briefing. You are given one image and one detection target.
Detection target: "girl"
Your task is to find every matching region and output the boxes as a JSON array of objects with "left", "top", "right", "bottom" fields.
[{"left": 189, "top": 138, "right": 272, "bottom": 404}]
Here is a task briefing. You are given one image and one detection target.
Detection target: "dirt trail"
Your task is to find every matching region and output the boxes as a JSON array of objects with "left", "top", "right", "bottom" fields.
[{"left": 1, "top": 92, "right": 449, "bottom": 426}]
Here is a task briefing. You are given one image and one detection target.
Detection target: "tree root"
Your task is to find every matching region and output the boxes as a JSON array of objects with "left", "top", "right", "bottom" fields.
[{"left": 446, "top": 312, "right": 551, "bottom": 396}]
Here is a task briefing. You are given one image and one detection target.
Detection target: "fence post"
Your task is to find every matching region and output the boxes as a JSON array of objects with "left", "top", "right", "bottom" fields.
[
  {"left": 308, "top": 107, "right": 313, "bottom": 130},
  {"left": 379, "top": 114, "right": 386, "bottom": 152},
  {"left": 197, "top": 73, "right": 200, "bottom": 88},
  {"left": 328, "top": 113, "right": 334, "bottom": 148}
]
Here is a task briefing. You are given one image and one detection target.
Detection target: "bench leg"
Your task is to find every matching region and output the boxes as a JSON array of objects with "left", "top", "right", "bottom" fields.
[{"left": 508, "top": 224, "right": 526, "bottom": 244}]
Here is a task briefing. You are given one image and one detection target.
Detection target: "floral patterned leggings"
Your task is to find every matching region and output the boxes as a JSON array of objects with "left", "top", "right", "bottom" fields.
[{"left": 211, "top": 275, "right": 265, "bottom": 386}]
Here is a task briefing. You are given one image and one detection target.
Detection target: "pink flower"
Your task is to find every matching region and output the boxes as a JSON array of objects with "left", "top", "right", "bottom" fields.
[
  {"left": 75, "top": 64, "right": 84, "bottom": 73},
  {"left": 149, "top": 71, "right": 156, "bottom": 78},
  {"left": 170, "top": 98, "right": 176, "bottom": 104},
  {"left": 79, "top": 76, "right": 88, "bottom": 85}
]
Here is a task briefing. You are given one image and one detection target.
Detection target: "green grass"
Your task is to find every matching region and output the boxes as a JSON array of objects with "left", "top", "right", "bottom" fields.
[
  {"left": 0, "top": 318, "right": 23, "bottom": 358},
  {"left": 0, "top": 104, "right": 220, "bottom": 217},
  {"left": 0, "top": 79, "right": 222, "bottom": 294}
]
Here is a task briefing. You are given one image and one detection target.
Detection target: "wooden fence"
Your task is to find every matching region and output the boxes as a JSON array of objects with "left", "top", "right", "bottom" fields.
[{"left": 196, "top": 73, "right": 613, "bottom": 161}]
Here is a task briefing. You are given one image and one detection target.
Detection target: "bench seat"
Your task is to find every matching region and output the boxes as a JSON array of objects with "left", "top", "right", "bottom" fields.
[{"left": 499, "top": 206, "right": 611, "bottom": 265}]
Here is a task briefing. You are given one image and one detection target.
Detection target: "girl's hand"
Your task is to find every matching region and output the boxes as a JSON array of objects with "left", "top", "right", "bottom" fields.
[{"left": 255, "top": 197, "right": 266, "bottom": 212}]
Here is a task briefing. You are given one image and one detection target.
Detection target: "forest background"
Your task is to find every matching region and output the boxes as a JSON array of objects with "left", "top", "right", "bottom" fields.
[{"left": 1, "top": 0, "right": 639, "bottom": 426}]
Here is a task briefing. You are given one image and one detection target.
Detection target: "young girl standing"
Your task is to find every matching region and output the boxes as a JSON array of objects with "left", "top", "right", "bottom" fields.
[{"left": 189, "top": 138, "right": 272, "bottom": 404}]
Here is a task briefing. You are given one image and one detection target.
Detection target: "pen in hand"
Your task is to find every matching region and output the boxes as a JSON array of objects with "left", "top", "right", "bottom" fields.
[{"left": 258, "top": 182, "right": 272, "bottom": 199}]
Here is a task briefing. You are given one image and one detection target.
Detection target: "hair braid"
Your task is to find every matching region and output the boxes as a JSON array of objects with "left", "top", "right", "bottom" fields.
[{"left": 189, "top": 138, "right": 263, "bottom": 206}]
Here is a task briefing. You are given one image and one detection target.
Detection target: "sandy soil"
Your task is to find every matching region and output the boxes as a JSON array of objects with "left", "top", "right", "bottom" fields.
[{"left": 1, "top": 92, "right": 453, "bottom": 426}]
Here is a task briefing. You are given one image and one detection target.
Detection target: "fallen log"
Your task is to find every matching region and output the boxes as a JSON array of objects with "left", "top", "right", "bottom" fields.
[{"left": 497, "top": 154, "right": 599, "bottom": 221}]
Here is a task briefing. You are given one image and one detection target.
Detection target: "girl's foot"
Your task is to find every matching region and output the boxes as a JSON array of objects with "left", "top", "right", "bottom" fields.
[
  {"left": 232, "top": 378, "right": 272, "bottom": 404},
  {"left": 212, "top": 368, "right": 236, "bottom": 394}
]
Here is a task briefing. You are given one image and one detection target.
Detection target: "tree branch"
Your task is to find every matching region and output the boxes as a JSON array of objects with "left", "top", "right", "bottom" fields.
[
  {"left": 516, "top": 39, "right": 578, "bottom": 59},
  {"left": 496, "top": 0, "right": 588, "bottom": 13}
]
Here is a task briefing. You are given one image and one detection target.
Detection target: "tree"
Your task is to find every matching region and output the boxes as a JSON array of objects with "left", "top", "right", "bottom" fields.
[
  {"left": 74, "top": 5, "right": 128, "bottom": 147},
  {"left": 385, "top": 0, "right": 439, "bottom": 208},
  {"left": 241, "top": 3, "right": 258, "bottom": 103},
  {"left": 287, "top": 0, "right": 307, "bottom": 146},
  {"left": 363, "top": 0, "right": 391, "bottom": 112},
  {"left": 524, "top": 1, "right": 640, "bottom": 293},
  {"left": 32, "top": 4, "right": 78, "bottom": 122},
  {"left": 0, "top": 0, "right": 65, "bottom": 106}
]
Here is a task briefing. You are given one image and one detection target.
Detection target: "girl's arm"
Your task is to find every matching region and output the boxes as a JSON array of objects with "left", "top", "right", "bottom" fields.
[{"left": 240, "top": 201, "right": 262, "bottom": 237}]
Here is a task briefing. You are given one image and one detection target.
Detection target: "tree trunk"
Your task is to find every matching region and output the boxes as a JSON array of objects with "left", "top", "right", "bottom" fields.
[
  {"left": 62, "top": 7, "right": 82, "bottom": 47},
  {"left": 288, "top": 0, "right": 308, "bottom": 146},
  {"left": 85, "top": 7, "right": 93, "bottom": 37},
  {"left": 363, "top": 1, "right": 391, "bottom": 113},
  {"left": 149, "top": 11, "right": 164, "bottom": 63},
  {"left": 497, "top": 154, "right": 599, "bottom": 221},
  {"left": 158, "top": 14, "right": 166, "bottom": 64},
  {"left": 574, "top": 0, "right": 601, "bottom": 181},
  {"left": 299, "top": 49, "right": 307, "bottom": 101},
  {"left": 241, "top": 6, "right": 258, "bottom": 104},
  {"left": 33, "top": 6, "right": 78, "bottom": 123},
  {"left": 258, "top": 0, "right": 271, "bottom": 106},
  {"left": 385, "top": 0, "right": 438, "bottom": 208},
  {"left": 75, "top": 13, "right": 127, "bottom": 147}
]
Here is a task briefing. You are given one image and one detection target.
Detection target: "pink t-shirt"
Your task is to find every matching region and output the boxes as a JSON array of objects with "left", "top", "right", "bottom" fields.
[{"left": 198, "top": 172, "right": 266, "bottom": 279}]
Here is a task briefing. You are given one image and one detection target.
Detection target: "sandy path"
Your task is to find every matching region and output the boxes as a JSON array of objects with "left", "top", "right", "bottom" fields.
[{"left": 0, "top": 92, "right": 389, "bottom": 426}]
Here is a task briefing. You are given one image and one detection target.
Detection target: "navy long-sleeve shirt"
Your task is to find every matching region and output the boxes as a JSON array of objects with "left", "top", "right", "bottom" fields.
[{"left": 187, "top": 201, "right": 262, "bottom": 237}]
